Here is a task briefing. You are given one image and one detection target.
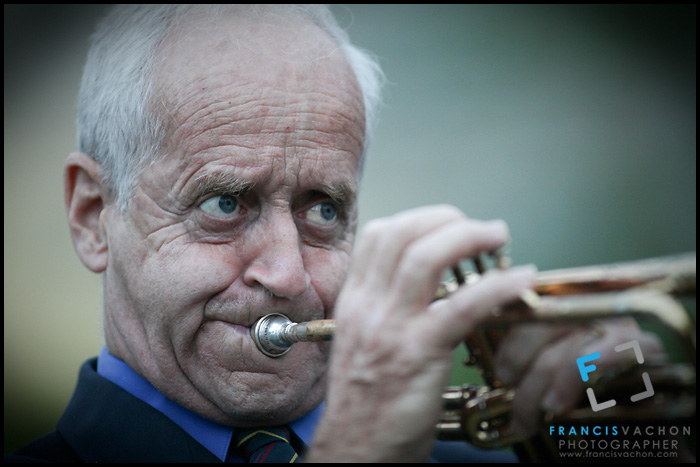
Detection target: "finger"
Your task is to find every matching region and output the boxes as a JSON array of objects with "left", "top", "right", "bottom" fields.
[
  {"left": 540, "top": 322, "right": 666, "bottom": 416},
  {"left": 428, "top": 266, "right": 537, "bottom": 349},
  {"left": 347, "top": 205, "right": 467, "bottom": 292},
  {"left": 510, "top": 320, "right": 666, "bottom": 437},
  {"left": 391, "top": 217, "right": 510, "bottom": 310},
  {"left": 495, "top": 323, "right": 574, "bottom": 386},
  {"left": 509, "top": 327, "right": 590, "bottom": 437}
]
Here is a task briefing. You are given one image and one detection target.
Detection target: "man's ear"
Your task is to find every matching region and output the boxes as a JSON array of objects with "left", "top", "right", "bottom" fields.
[{"left": 64, "top": 152, "right": 111, "bottom": 273}]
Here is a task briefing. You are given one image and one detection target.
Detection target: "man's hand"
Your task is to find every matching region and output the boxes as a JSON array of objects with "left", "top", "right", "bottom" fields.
[
  {"left": 496, "top": 319, "right": 666, "bottom": 437},
  {"left": 307, "top": 206, "right": 535, "bottom": 462}
]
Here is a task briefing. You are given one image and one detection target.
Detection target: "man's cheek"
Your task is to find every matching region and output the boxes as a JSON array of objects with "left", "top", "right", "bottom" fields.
[{"left": 308, "top": 253, "right": 352, "bottom": 313}]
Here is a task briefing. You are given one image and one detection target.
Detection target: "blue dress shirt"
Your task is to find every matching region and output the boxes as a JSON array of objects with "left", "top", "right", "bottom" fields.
[
  {"left": 96, "top": 347, "right": 517, "bottom": 463},
  {"left": 96, "top": 347, "right": 321, "bottom": 462}
]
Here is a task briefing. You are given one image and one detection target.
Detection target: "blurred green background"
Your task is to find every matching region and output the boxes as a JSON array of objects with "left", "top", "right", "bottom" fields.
[{"left": 4, "top": 5, "right": 695, "bottom": 453}]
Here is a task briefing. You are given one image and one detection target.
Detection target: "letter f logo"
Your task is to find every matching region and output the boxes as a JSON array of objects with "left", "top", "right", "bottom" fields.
[
  {"left": 576, "top": 352, "right": 616, "bottom": 412},
  {"left": 576, "top": 352, "right": 600, "bottom": 382}
]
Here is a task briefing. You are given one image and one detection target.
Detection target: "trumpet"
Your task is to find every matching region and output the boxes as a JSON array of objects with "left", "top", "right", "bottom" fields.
[
  {"left": 252, "top": 314, "right": 335, "bottom": 358},
  {"left": 251, "top": 252, "right": 696, "bottom": 461}
]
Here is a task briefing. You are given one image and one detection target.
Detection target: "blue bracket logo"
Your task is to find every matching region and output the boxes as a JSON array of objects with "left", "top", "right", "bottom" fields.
[{"left": 576, "top": 340, "right": 654, "bottom": 412}]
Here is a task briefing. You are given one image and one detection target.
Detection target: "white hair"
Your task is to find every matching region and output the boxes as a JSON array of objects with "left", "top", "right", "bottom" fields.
[{"left": 77, "top": 4, "right": 385, "bottom": 211}]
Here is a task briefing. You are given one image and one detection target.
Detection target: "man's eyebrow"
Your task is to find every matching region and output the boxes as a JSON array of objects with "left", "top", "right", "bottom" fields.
[
  {"left": 320, "top": 182, "right": 356, "bottom": 207},
  {"left": 187, "top": 172, "right": 355, "bottom": 206},
  {"left": 189, "top": 172, "right": 254, "bottom": 199}
]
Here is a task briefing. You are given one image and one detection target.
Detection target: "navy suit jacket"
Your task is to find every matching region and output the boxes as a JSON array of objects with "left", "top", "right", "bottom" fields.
[
  {"left": 8, "top": 358, "right": 516, "bottom": 463},
  {"left": 9, "top": 359, "right": 220, "bottom": 462}
]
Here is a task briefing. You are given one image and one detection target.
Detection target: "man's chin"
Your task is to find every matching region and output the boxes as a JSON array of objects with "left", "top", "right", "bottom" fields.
[{"left": 185, "top": 366, "right": 326, "bottom": 426}]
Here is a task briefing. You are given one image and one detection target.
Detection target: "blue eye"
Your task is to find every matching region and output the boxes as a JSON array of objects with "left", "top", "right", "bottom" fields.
[
  {"left": 200, "top": 195, "right": 239, "bottom": 216},
  {"left": 307, "top": 202, "right": 337, "bottom": 225}
]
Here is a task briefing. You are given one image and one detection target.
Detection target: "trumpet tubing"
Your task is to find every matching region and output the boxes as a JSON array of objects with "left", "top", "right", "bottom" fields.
[
  {"left": 249, "top": 252, "right": 696, "bottom": 461},
  {"left": 534, "top": 251, "right": 696, "bottom": 296}
]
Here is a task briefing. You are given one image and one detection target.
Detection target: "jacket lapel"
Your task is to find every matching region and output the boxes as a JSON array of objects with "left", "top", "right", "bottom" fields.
[{"left": 57, "top": 359, "right": 221, "bottom": 463}]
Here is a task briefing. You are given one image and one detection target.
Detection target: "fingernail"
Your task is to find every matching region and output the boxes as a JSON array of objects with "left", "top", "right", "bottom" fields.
[
  {"left": 511, "top": 264, "right": 537, "bottom": 285},
  {"left": 515, "top": 263, "right": 538, "bottom": 276}
]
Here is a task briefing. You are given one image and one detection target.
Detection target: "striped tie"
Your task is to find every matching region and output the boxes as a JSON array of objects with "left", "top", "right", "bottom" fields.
[{"left": 234, "top": 426, "right": 299, "bottom": 463}]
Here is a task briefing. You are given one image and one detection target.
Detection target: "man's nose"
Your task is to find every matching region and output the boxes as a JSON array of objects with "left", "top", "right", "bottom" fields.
[{"left": 242, "top": 211, "right": 310, "bottom": 299}]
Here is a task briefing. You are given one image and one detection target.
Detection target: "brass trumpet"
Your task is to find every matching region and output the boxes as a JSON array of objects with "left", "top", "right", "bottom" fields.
[{"left": 251, "top": 252, "right": 696, "bottom": 461}]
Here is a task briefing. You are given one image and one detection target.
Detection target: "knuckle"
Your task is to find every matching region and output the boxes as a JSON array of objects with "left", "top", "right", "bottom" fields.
[
  {"left": 401, "top": 242, "right": 443, "bottom": 278},
  {"left": 361, "top": 218, "right": 391, "bottom": 241},
  {"left": 433, "top": 204, "right": 466, "bottom": 221},
  {"left": 536, "top": 345, "right": 564, "bottom": 375}
]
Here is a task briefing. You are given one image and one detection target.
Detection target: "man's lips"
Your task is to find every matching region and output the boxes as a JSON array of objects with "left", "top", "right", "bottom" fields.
[{"left": 223, "top": 322, "right": 252, "bottom": 338}]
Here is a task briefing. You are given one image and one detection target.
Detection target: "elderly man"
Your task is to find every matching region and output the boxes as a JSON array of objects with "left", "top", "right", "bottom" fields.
[{"left": 9, "top": 5, "right": 670, "bottom": 463}]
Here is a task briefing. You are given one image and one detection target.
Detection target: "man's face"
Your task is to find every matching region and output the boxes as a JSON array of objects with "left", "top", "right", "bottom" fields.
[{"left": 101, "top": 16, "right": 365, "bottom": 425}]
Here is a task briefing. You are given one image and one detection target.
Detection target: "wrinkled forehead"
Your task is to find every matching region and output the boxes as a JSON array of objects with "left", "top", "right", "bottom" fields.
[
  {"left": 165, "top": 9, "right": 336, "bottom": 66},
  {"left": 147, "top": 6, "right": 366, "bottom": 193},
  {"left": 153, "top": 7, "right": 364, "bottom": 130}
]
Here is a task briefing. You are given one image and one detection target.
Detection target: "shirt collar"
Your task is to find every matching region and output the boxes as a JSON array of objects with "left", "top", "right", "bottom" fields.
[{"left": 97, "top": 346, "right": 322, "bottom": 461}]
